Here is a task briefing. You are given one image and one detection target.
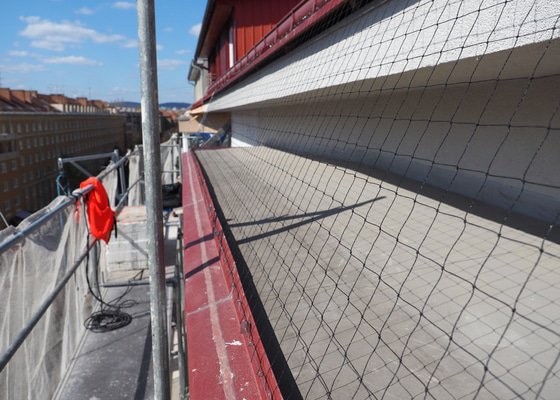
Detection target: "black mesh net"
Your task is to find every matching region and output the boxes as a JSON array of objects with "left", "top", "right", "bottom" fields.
[{"left": 194, "top": 0, "right": 560, "bottom": 398}]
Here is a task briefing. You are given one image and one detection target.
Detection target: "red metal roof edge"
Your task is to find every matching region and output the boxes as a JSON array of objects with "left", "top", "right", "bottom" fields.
[
  {"left": 191, "top": 0, "right": 349, "bottom": 110},
  {"left": 193, "top": 0, "right": 216, "bottom": 61},
  {"left": 183, "top": 150, "right": 282, "bottom": 399}
]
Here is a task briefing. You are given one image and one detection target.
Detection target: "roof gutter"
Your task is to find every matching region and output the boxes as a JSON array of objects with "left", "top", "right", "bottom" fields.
[{"left": 188, "top": 60, "right": 208, "bottom": 82}]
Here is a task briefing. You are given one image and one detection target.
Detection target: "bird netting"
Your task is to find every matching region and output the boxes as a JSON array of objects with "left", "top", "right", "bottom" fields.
[
  {"left": 0, "top": 139, "right": 179, "bottom": 399},
  {"left": 193, "top": 0, "right": 560, "bottom": 398}
]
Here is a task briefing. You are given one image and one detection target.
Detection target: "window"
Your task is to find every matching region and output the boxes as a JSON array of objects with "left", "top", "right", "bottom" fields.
[
  {"left": 1, "top": 163, "right": 6, "bottom": 174},
  {"left": 229, "top": 23, "right": 235, "bottom": 68}
]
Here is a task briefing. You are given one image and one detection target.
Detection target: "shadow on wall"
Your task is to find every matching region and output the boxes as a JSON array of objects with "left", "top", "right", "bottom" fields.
[{"left": 230, "top": 49, "right": 560, "bottom": 224}]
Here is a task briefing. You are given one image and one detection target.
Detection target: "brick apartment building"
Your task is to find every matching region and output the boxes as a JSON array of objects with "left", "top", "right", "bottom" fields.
[{"left": 0, "top": 88, "right": 126, "bottom": 223}]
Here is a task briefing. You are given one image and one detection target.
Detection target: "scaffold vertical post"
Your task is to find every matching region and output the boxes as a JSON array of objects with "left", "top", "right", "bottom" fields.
[
  {"left": 136, "top": 0, "right": 170, "bottom": 399},
  {"left": 114, "top": 149, "right": 127, "bottom": 201}
]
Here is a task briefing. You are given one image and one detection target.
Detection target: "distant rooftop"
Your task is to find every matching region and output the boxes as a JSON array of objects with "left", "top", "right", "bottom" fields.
[{"left": 0, "top": 87, "right": 112, "bottom": 113}]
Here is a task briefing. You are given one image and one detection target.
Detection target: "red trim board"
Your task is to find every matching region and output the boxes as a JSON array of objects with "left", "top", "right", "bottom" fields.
[{"left": 182, "top": 151, "right": 282, "bottom": 399}]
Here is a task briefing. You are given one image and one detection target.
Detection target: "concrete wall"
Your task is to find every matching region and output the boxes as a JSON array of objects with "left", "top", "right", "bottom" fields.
[
  {"left": 201, "top": 0, "right": 560, "bottom": 222},
  {"left": 230, "top": 69, "right": 560, "bottom": 222}
]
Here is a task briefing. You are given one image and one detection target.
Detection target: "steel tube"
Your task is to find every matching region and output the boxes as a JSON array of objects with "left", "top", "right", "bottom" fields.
[
  {"left": 0, "top": 240, "right": 97, "bottom": 372},
  {"left": 59, "top": 152, "right": 115, "bottom": 163},
  {"left": 175, "top": 228, "right": 187, "bottom": 398},
  {"left": 136, "top": 0, "right": 170, "bottom": 398},
  {"left": 98, "top": 149, "right": 131, "bottom": 180},
  {"left": 100, "top": 277, "right": 177, "bottom": 288},
  {"left": 114, "top": 149, "right": 128, "bottom": 201},
  {"left": 69, "top": 160, "right": 93, "bottom": 178},
  {"left": 0, "top": 186, "right": 93, "bottom": 254},
  {"left": 1, "top": 151, "right": 131, "bottom": 255}
]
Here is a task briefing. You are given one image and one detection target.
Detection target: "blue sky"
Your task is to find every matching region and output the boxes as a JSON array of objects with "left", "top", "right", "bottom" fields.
[{"left": 0, "top": 1, "right": 206, "bottom": 103}]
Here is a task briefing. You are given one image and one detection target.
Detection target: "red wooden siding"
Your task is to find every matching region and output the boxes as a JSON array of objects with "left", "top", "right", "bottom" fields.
[
  {"left": 207, "top": 0, "right": 300, "bottom": 83},
  {"left": 234, "top": 0, "right": 300, "bottom": 60}
]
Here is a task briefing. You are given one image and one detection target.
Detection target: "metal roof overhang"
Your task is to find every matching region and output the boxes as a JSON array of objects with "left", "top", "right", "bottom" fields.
[{"left": 197, "top": 2, "right": 233, "bottom": 59}]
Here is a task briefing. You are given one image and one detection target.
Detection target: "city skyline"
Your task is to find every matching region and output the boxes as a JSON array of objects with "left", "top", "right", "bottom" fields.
[{"left": 0, "top": 1, "right": 205, "bottom": 104}]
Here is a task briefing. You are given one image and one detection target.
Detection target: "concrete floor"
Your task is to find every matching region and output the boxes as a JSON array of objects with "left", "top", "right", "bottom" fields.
[
  {"left": 56, "top": 285, "right": 155, "bottom": 400},
  {"left": 197, "top": 147, "right": 560, "bottom": 400},
  {"left": 55, "top": 208, "right": 185, "bottom": 400}
]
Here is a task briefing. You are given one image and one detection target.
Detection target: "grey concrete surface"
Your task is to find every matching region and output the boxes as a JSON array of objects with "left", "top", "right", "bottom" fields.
[
  {"left": 55, "top": 209, "right": 182, "bottom": 400},
  {"left": 198, "top": 147, "right": 560, "bottom": 400},
  {"left": 56, "top": 286, "right": 154, "bottom": 400}
]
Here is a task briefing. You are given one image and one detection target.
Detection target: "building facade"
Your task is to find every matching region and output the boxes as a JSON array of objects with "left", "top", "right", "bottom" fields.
[
  {"left": 190, "top": 0, "right": 560, "bottom": 222},
  {"left": 188, "top": 1, "right": 560, "bottom": 399},
  {"left": 0, "top": 89, "right": 126, "bottom": 222}
]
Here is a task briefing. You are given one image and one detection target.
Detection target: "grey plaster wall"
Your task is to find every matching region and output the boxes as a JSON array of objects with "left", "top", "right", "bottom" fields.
[
  {"left": 230, "top": 69, "right": 560, "bottom": 222},
  {"left": 204, "top": 0, "right": 560, "bottom": 223}
]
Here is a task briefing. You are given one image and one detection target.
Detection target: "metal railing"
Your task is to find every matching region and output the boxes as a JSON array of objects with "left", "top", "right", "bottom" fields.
[
  {"left": 0, "top": 154, "right": 129, "bottom": 370},
  {"left": 0, "top": 136, "right": 188, "bottom": 398},
  {"left": 56, "top": 149, "right": 129, "bottom": 198}
]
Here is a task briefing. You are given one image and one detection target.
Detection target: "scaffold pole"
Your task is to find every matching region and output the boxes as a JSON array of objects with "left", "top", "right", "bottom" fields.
[{"left": 136, "top": 0, "right": 170, "bottom": 399}]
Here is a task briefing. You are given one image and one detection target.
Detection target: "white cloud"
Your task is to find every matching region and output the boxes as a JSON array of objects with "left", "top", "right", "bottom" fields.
[
  {"left": 43, "top": 56, "right": 101, "bottom": 66},
  {"left": 164, "top": 27, "right": 173, "bottom": 33},
  {"left": 175, "top": 49, "right": 190, "bottom": 55},
  {"left": 19, "top": 16, "right": 128, "bottom": 51},
  {"left": 122, "top": 40, "right": 164, "bottom": 51},
  {"left": 189, "top": 23, "right": 201, "bottom": 37},
  {"left": 158, "top": 59, "right": 187, "bottom": 70},
  {"left": 8, "top": 50, "right": 30, "bottom": 57},
  {"left": 0, "top": 63, "right": 45, "bottom": 73},
  {"left": 112, "top": 2, "right": 135, "bottom": 10},
  {"left": 75, "top": 7, "right": 94, "bottom": 15},
  {"left": 122, "top": 39, "right": 138, "bottom": 48}
]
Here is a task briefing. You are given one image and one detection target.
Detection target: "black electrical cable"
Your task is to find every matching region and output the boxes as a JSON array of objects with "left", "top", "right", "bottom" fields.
[
  {"left": 83, "top": 250, "right": 134, "bottom": 333},
  {"left": 81, "top": 202, "right": 135, "bottom": 333}
]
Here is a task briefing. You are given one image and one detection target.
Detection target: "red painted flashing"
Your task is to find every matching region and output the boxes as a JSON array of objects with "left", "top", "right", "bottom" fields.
[
  {"left": 191, "top": 0, "right": 349, "bottom": 110},
  {"left": 182, "top": 151, "right": 282, "bottom": 399}
]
